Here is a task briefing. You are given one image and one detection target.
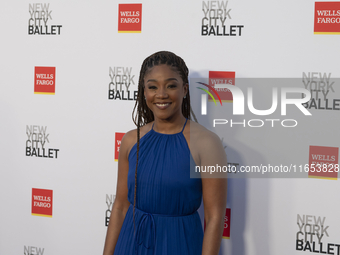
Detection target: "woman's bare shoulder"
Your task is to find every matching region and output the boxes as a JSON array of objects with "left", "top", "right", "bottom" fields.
[
  {"left": 120, "top": 123, "right": 153, "bottom": 155},
  {"left": 187, "top": 120, "right": 227, "bottom": 168},
  {"left": 187, "top": 120, "right": 222, "bottom": 144}
]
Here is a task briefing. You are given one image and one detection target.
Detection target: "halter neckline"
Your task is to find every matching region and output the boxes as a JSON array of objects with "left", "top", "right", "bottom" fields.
[{"left": 151, "top": 118, "right": 188, "bottom": 135}]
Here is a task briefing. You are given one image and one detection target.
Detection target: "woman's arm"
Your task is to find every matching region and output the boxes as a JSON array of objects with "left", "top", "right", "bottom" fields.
[
  {"left": 103, "top": 131, "right": 134, "bottom": 255},
  {"left": 201, "top": 178, "right": 227, "bottom": 255},
  {"left": 199, "top": 132, "right": 228, "bottom": 255}
]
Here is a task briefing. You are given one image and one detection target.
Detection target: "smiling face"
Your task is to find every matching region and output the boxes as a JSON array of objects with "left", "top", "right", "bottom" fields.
[{"left": 143, "top": 64, "right": 188, "bottom": 121}]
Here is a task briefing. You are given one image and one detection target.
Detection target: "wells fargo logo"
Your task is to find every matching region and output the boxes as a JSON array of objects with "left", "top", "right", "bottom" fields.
[
  {"left": 314, "top": 2, "right": 340, "bottom": 34},
  {"left": 223, "top": 208, "right": 231, "bottom": 239},
  {"left": 118, "top": 4, "right": 142, "bottom": 33},
  {"left": 308, "top": 145, "right": 339, "bottom": 180},
  {"left": 34, "top": 66, "right": 56, "bottom": 95},
  {"left": 32, "top": 188, "right": 53, "bottom": 217},
  {"left": 115, "top": 132, "right": 125, "bottom": 161},
  {"left": 196, "top": 71, "right": 235, "bottom": 115},
  {"left": 208, "top": 71, "right": 235, "bottom": 102}
]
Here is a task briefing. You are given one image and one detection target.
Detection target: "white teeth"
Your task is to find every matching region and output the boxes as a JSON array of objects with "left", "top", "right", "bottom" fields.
[{"left": 156, "top": 103, "right": 169, "bottom": 106}]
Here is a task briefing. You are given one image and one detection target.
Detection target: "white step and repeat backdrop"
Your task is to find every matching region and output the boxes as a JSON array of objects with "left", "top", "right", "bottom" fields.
[{"left": 0, "top": 0, "right": 339, "bottom": 255}]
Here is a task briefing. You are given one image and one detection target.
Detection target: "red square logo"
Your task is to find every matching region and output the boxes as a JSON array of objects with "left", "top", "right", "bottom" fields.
[
  {"left": 34, "top": 66, "right": 56, "bottom": 95},
  {"left": 314, "top": 2, "right": 340, "bottom": 34},
  {"left": 32, "top": 188, "right": 53, "bottom": 217},
  {"left": 308, "top": 146, "right": 339, "bottom": 180},
  {"left": 118, "top": 4, "right": 142, "bottom": 33},
  {"left": 209, "top": 71, "right": 235, "bottom": 102},
  {"left": 115, "top": 132, "right": 125, "bottom": 161},
  {"left": 223, "top": 208, "right": 231, "bottom": 239}
]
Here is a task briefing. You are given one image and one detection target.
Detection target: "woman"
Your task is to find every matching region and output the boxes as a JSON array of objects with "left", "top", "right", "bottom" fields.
[{"left": 103, "top": 51, "right": 227, "bottom": 255}]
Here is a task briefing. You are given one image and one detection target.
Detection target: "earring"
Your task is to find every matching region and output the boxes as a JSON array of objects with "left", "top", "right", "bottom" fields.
[{"left": 184, "top": 95, "right": 186, "bottom": 99}]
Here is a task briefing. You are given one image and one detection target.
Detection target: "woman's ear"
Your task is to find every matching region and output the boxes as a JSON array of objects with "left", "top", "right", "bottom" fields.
[{"left": 183, "top": 83, "right": 189, "bottom": 98}]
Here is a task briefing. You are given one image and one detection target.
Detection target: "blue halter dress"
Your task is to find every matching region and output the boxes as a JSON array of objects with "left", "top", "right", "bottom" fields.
[{"left": 113, "top": 119, "right": 203, "bottom": 255}]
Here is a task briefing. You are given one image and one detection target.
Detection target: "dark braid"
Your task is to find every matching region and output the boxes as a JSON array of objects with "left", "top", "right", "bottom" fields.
[
  {"left": 131, "top": 51, "right": 194, "bottom": 230},
  {"left": 133, "top": 115, "right": 140, "bottom": 230}
]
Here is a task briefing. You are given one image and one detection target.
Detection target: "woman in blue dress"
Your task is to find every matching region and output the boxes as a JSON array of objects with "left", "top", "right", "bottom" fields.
[{"left": 103, "top": 51, "right": 228, "bottom": 255}]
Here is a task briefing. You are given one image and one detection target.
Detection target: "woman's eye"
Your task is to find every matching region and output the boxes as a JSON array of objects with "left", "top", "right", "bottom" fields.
[
  {"left": 168, "top": 84, "right": 177, "bottom": 88},
  {"left": 147, "top": 86, "right": 157, "bottom": 90}
]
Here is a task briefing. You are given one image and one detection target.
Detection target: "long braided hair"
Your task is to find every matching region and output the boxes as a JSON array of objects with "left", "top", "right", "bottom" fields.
[{"left": 131, "top": 51, "right": 196, "bottom": 225}]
